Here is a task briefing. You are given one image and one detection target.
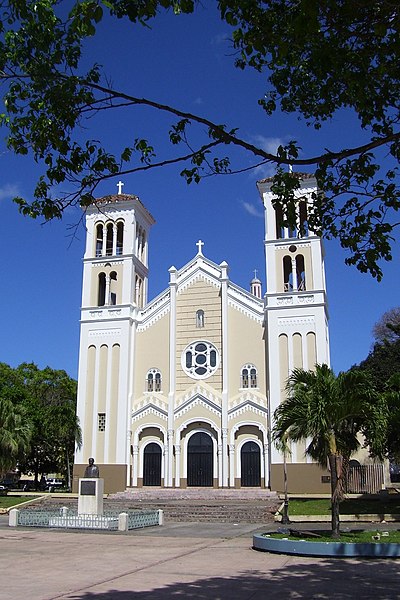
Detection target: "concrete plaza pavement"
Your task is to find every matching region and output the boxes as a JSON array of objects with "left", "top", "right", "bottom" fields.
[{"left": 2, "top": 518, "right": 400, "bottom": 600}]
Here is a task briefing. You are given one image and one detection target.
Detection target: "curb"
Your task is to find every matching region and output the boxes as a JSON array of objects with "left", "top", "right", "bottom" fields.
[{"left": 253, "top": 533, "right": 400, "bottom": 557}]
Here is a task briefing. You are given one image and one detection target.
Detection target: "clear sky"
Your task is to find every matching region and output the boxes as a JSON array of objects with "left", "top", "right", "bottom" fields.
[{"left": 1, "top": 4, "right": 399, "bottom": 379}]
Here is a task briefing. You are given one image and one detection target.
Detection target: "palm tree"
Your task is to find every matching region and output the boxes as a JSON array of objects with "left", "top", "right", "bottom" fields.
[
  {"left": 0, "top": 397, "right": 31, "bottom": 476},
  {"left": 273, "top": 364, "right": 385, "bottom": 538}
]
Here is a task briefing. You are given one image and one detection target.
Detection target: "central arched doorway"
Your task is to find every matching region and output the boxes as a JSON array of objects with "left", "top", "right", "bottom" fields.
[
  {"left": 143, "top": 442, "right": 162, "bottom": 486},
  {"left": 187, "top": 432, "right": 213, "bottom": 486},
  {"left": 241, "top": 441, "right": 261, "bottom": 487}
]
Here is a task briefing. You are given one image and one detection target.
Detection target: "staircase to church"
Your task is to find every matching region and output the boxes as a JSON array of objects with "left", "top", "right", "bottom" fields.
[{"left": 21, "top": 488, "right": 281, "bottom": 524}]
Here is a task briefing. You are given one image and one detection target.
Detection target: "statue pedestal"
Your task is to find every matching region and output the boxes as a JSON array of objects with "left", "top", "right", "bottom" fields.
[{"left": 78, "top": 478, "right": 104, "bottom": 515}]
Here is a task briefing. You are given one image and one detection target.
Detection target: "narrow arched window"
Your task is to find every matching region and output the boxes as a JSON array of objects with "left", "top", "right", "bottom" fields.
[
  {"left": 96, "top": 223, "right": 103, "bottom": 257},
  {"left": 135, "top": 275, "right": 143, "bottom": 308},
  {"left": 250, "top": 367, "right": 257, "bottom": 388},
  {"left": 283, "top": 256, "right": 292, "bottom": 291},
  {"left": 147, "top": 372, "right": 154, "bottom": 392},
  {"left": 296, "top": 255, "right": 306, "bottom": 291},
  {"left": 242, "top": 367, "right": 249, "bottom": 388},
  {"left": 275, "top": 204, "right": 284, "bottom": 239},
  {"left": 299, "top": 200, "right": 308, "bottom": 237},
  {"left": 196, "top": 309, "right": 205, "bottom": 328},
  {"left": 109, "top": 271, "right": 117, "bottom": 305},
  {"left": 140, "top": 229, "right": 146, "bottom": 262},
  {"left": 116, "top": 221, "right": 124, "bottom": 255},
  {"left": 155, "top": 372, "right": 161, "bottom": 392},
  {"left": 146, "top": 368, "right": 161, "bottom": 392},
  {"left": 98, "top": 272, "right": 106, "bottom": 306},
  {"left": 106, "top": 223, "right": 113, "bottom": 256}
]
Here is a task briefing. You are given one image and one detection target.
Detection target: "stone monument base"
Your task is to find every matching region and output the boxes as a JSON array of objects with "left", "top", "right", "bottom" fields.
[{"left": 78, "top": 478, "right": 104, "bottom": 515}]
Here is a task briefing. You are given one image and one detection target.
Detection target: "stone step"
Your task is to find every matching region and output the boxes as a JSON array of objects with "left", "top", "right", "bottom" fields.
[
  {"left": 111, "top": 488, "right": 278, "bottom": 501},
  {"left": 20, "top": 492, "right": 280, "bottom": 524}
]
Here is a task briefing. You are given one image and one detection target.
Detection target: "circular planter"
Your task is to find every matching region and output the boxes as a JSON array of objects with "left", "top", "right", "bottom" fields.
[{"left": 253, "top": 533, "right": 400, "bottom": 558}]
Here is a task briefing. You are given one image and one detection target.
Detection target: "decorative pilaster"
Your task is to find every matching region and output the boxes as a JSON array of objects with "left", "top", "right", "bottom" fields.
[
  {"left": 263, "top": 444, "right": 269, "bottom": 488},
  {"left": 175, "top": 444, "right": 181, "bottom": 487},
  {"left": 220, "top": 261, "right": 229, "bottom": 487},
  {"left": 167, "top": 429, "right": 174, "bottom": 487},
  {"left": 131, "top": 445, "right": 139, "bottom": 487},
  {"left": 217, "top": 444, "right": 223, "bottom": 487},
  {"left": 167, "top": 266, "right": 177, "bottom": 487},
  {"left": 229, "top": 444, "right": 235, "bottom": 488}
]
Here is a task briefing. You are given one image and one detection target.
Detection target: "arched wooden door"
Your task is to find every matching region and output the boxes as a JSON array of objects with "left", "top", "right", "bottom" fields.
[
  {"left": 241, "top": 441, "right": 261, "bottom": 487},
  {"left": 143, "top": 443, "right": 162, "bottom": 486},
  {"left": 187, "top": 432, "right": 213, "bottom": 487}
]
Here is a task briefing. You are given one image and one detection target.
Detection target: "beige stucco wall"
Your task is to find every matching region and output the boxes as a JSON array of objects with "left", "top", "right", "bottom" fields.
[
  {"left": 271, "top": 463, "right": 331, "bottom": 494},
  {"left": 227, "top": 305, "right": 266, "bottom": 395},
  {"left": 175, "top": 279, "right": 222, "bottom": 392},
  {"left": 134, "top": 312, "right": 170, "bottom": 399}
]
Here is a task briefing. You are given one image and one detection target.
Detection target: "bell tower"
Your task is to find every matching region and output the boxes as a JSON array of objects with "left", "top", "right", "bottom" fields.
[
  {"left": 74, "top": 188, "right": 155, "bottom": 492},
  {"left": 257, "top": 173, "right": 330, "bottom": 464}
]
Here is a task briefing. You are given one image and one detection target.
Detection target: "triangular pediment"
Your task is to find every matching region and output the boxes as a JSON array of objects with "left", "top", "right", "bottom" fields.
[
  {"left": 175, "top": 383, "right": 222, "bottom": 418},
  {"left": 131, "top": 398, "right": 168, "bottom": 422}
]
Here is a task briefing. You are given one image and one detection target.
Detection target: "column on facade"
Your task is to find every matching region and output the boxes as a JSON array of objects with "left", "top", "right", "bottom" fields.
[
  {"left": 174, "top": 444, "right": 181, "bottom": 487},
  {"left": 105, "top": 274, "right": 111, "bottom": 306},
  {"left": 220, "top": 261, "right": 229, "bottom": 487},
  {"left": 217, "top": 443, "right": 223, "bottom": 487},
  {"left": 263, "top": 443, "right": 269, "bottom": 487},
  {"left": 229, "top": 443, "right": 235, "bottom": 488},
  {"left": 291, "top": 257, "right": 298, "bottom": 291},
  {"left": 126, "top": 316, "right": 137, "bottom": 487},
  {"left": 131, "top": 444, "right": 139, "bottom": 486},
  {"left": 167, "top": 267, "right": 177, "bottom": 486},
  {"left": 102, "top": 224, "right": 107, "bottom": 257},
  {"left": 112, "top": 223, "right": 117, "bottom": 256}
]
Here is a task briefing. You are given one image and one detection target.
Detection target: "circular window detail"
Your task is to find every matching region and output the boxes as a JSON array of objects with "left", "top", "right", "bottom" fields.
[{"left": 181, "top": 341, "right": 219, "bottom": 379}]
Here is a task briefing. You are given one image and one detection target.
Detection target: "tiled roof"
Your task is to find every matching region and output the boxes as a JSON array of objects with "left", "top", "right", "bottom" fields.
[{"left": 91, "top": 194, "right": 155, "bottom": 222}]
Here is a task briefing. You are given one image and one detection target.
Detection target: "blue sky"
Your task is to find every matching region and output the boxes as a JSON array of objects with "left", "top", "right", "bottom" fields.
[{"left": 1, "top": 4, "right": 399, "bottom": 379}]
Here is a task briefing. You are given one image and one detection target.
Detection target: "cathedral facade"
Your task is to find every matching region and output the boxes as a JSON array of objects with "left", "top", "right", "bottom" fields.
[{"left": 73, "top": 175, "right": 331, "bottom": 494}]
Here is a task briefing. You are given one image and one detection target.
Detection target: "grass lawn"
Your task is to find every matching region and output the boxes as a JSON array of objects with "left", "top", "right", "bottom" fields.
[
  {"left": 266, "top": 530, "right": 400, "bottom": 543},
  {"left": 0, "top": 496, "right": 39, "bottom": 509},
  {"left": 287, "top": 498, "right": 400, "bottom": 516}
]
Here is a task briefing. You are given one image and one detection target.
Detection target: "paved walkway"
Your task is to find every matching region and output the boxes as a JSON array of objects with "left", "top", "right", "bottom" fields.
[{"left": 1, "top": 517, "right": 399, "bottom": 600}]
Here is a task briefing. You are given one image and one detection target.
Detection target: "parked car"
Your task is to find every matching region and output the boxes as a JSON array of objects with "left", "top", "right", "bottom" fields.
[{"left": 0, "top": 485, "right": 9, "bottom": 496}]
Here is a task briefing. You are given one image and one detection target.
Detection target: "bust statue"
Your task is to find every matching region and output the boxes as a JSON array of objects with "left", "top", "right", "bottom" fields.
[{"left": 84, "top": 457, "right": 100, "bottom": 478}]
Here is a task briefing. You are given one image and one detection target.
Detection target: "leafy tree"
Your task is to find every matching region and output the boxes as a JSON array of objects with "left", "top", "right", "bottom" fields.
[
  {"left": 14, "top": 363, "right": 80, "bottom": 489},
  {"left": 380, "top": 374, "right": 400, "bottom": 464},
  {"left": 1, "top": 1, "right": 400, "bottom": 278},
  {"left": 355, "top": 339, "right": 400, "bottom": 392},
  {"left": 0, "top": 396, "right": 31, "bottom": 476},
  {"left": 372, "top": 307, "right": 400, "bottom": 346},
  {"left": 273, "top": 364, "right": 386, "bottom": 538}
]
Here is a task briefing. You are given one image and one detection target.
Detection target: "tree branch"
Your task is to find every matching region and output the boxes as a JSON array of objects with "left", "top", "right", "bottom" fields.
[{"left": 85, "top": 80, "right": 400, "bottom": 166}]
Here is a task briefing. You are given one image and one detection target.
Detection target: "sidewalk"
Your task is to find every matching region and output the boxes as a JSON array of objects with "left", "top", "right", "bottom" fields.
[{"left": 2, "top": 517, "right": 399, "bottom": 599}]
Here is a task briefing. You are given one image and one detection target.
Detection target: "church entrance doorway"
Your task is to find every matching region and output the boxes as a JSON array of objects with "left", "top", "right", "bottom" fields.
[
  {"left": 143, "top": 443, "right": 162, "bottom": 486},
  {"left": 187, "top": 432, "right": 213, "bottom": 487},
  {"left": 241, "top": 441, "right": 261, "bottom": 487}
]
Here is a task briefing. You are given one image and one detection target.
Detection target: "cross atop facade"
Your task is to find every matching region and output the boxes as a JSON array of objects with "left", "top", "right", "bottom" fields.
[
  {"left": 254, "top": 269, "right": 258, "bottom": 279},
  {"left": 117, "top": 180, "right": 124, "bottom": 195},
  {"left": 196, "top": 239, "right": 204, "bottom": 255}
]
